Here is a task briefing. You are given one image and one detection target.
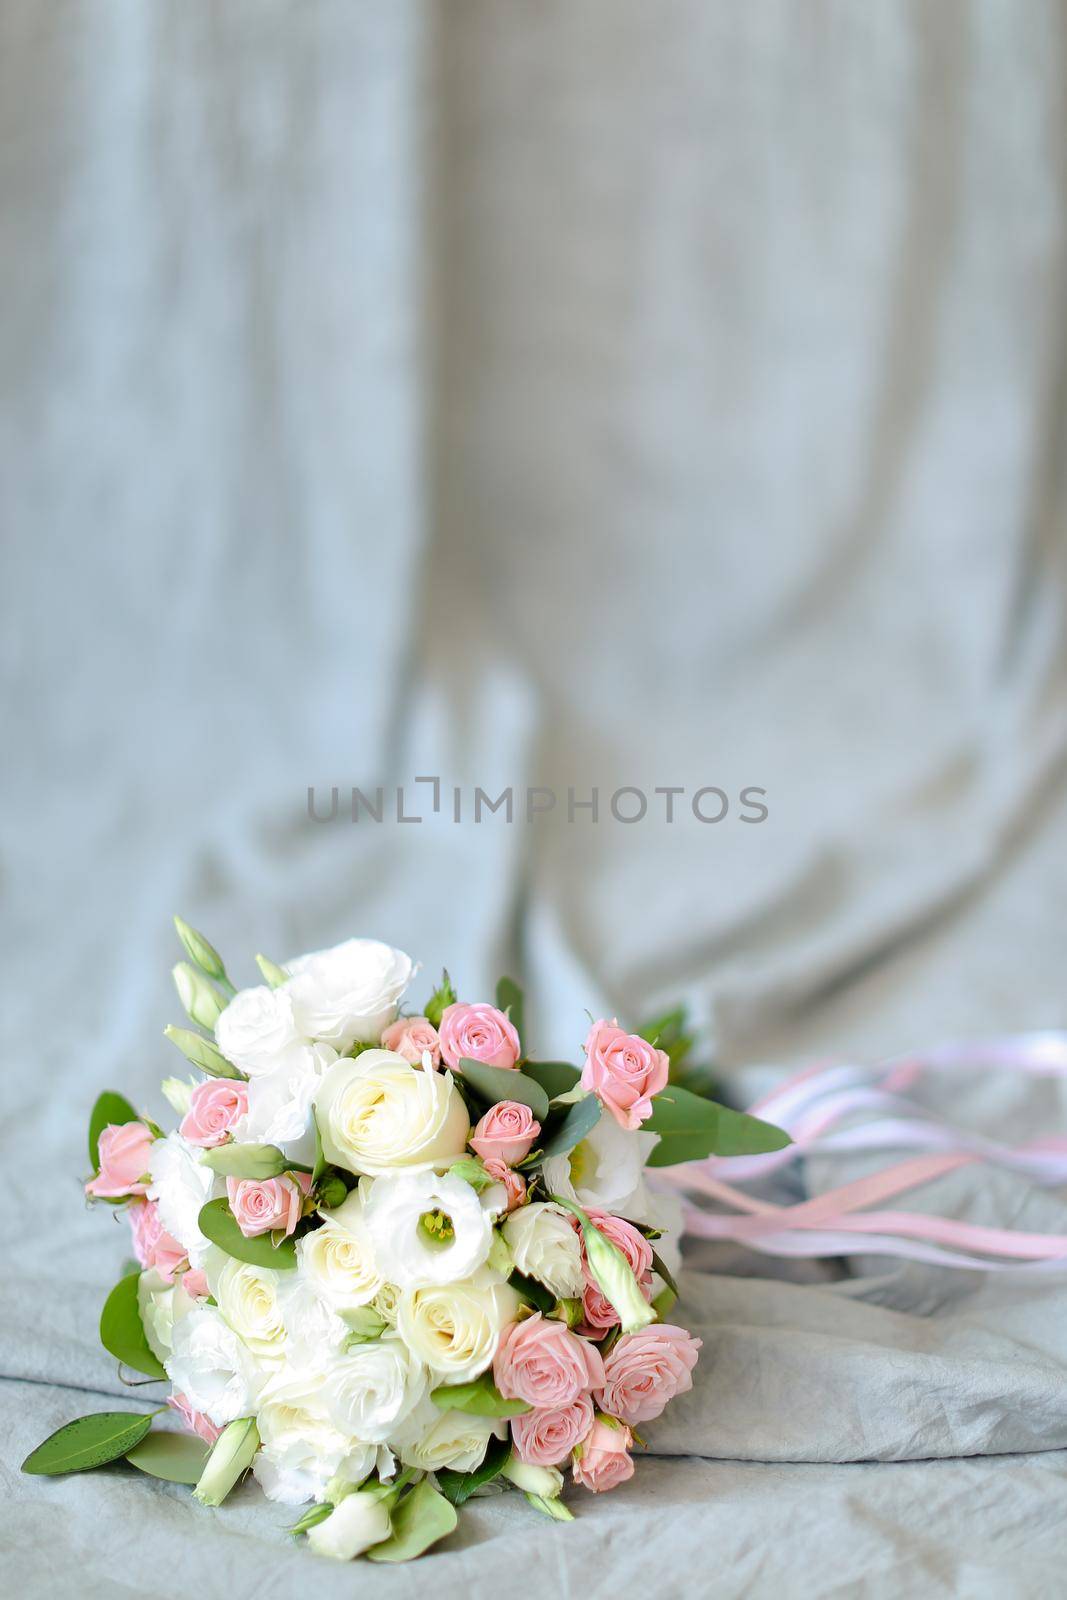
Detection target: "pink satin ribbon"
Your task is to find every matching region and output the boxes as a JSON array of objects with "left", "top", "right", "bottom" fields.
[{"left": 662, "top": 1032, "right": 1067, "bottom": 1270}]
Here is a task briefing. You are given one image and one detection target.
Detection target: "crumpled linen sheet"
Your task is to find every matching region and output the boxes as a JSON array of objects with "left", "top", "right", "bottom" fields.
[{"left": 4, "top": 1, "right": 1067, "bottom": 1595}]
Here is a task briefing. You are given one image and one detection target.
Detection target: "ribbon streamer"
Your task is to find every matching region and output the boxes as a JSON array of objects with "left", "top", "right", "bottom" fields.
[{"left": 665, "top": 1032, "right": 1067, "bottom": 1270}]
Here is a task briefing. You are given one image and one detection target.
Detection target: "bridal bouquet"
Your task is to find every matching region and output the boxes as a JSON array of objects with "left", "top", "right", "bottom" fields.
[{"left": 23, "top": 920, "right": 788, "bottom": 1562}]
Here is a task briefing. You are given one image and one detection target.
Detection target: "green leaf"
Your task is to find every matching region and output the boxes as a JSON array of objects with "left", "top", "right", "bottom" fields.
[
  {"left": 522, "top": 1060, "right": 581, "bottom": 1099},
  {"left": 197, "top": 1198, "right": 297, "bottom": 1270},
  {"left": 649, "top": 1246, "right": 679, "bottom": 1299},
  {"left": 495, "top": 977, "right": 525, "bottom": 1048},
  {"left": 430, "top": 1374, "right": 530, "bottom": 1419},
  {"left": 311, "top": 1109, "right": 328, "bottom": 1185},
  {"left": 538, "top": 1094, "right": 601, "bottom": 1160},
  {"left": 635, "top": 1006, "right": 695, "bottom": 1069},
  {"left": 424, "top": 970, "right": 457, "bottom": 1030},
  {"left": 645, "top": 1085, "right": 791, "bottom": 1166},
  {"left": 99, "top": 1272, "right": 167, "bottom": 1379},
  {"left": 457, "top": 1059, "right": 549, "bottom": 1122},
  {"left": 22, "top": 1411, "right": 155, "bottom": 1476},
  {"left": 508, "top": 1270, "right": 556, "bottom": 1315},
  {"left": 367, "top": 1480, "right": 458, "bottom": 1563},
  {"left": 88, "top": 1091, "right": 138, "bottom": 1171},
  {"left": 126, "top": 1431, "right": 211, "bottom": 1484},
  {"left": 436, "top": 1434, "right": 511, "bottom": 1506}
]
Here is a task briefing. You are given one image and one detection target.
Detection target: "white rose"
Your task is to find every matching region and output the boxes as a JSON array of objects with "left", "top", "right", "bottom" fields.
[
  {"left": 147, "top": 1131, "right": 219, "bottom": 1269},
  {"left": 503, "top": 1202, "right": 584, "bottom": 1298},
  {"left": 284, "top": 938, "right": 415, "bottom": 1050},
  {"left": 391, "top": 1396, "right": 505, "bottom": 1473},
  {"left": 298, "top": 1190, "right": 383, "bottom": 1311},
  {"left": 364, "top": 1172, "right": 492, "bottom": 1288},
  {"left": 541, "top": 1117, "right": 657, "bottom": 1215},
  {"left": 215, "top": 984, "right": 306, "bottom": 1076},
  {"left": 321, "top": 1333, "right": 427, "bottom": 1444},
  {"left": 253, "top": 1366, "right": 370, "bottom": 1504},
  {"left": 164, "top": 1302, "right": 256, "bottom": 1426},
  {"left": 236, "top": 1041, "right": 338, "bottom": 1164},
  {"left": 306, "top": 1490, "right": 393, "bottom": 1559},
  {"left": 397, "top": 1266, "right": 519, "bottom": 1381},
  {"left": 212, "top": 1257, "right": 288, "bottom": 1363},
  {"left": 314, "top": 1051, "right": 469, "bottom": 1177}
]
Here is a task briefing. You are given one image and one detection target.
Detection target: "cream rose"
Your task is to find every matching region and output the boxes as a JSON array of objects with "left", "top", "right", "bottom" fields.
[
  {"left": 212, "top": 1257, "right": 288, "bottom": 1363},
  {"left": 392, "top": 1397, "right": 506, "bottom": 1473},
  {"left": 397, "top": 1266, "right": 519, "bottom": 1381},
  {"left": 314, "top": 1051, "right": 469, "bottom": 1176},
  {"left": 503, "top": 1202, "right": 584, "bottom": 1299},
  {"left": 285, "top": 938, "right": 415, "bottom": 1050},
  {"left": 298, "top": 1189, "right": 383, "bottom": 1311}
]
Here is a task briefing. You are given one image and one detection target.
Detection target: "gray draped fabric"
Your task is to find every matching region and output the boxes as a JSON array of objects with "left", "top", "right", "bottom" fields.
[{"left": 3, "top": 2, "right": 1067, "bottom": 1594}]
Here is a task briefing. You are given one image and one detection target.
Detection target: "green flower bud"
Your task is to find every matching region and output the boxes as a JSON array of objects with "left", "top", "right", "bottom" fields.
[
  {"left": 173, "top": 915, "right": 230, "bottom": 987},
  {"left": 424, "top": 970, "right": 457, "bottom": 1030},
  {"left": 172, "top": 962, "right": 226, "bottom": 1030},
  {"left": 255, "top": 953, "right": 289, "bottom": 989},
  {"left": 193, "top": 1416, "right": 259, "bottom": 1506},
  {"left": 551, "top": 1297, "right": 583, "bottom": 1329},
  {"left": 317, "top": 1174, "right": 349, "bottom": 1209},
  {"left": 160, "top": 1076, "right": 196, "bottom": 1116},
  {"left": 447, "top": 1156, "right": 494, "bottom": 1192},
  {"left": 487, "top": 1228, "right": 514, "bottom": 1279},
  {"left": 200, "top": 1142, "right": 288, "bottom": 1179},
  {"left": 526, "top": 1493, "right": 575, "bottom": 1521},
  {"left": 551, "top": 1194, "right": 655, "bottom": 1334},
  {"left": 164, "top": 1025, "right": 244, "bottom": 1080},
  {"left": 502, "top": 1454, "right": 564, "bottom": 1498}
]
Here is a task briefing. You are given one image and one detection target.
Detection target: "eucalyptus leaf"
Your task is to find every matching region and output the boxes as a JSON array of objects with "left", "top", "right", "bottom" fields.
[
  {"left": 367, "top": 1480, "right": 458, "bottom": 1563},
  {"left": 430, "top": 1374, "right": 530, "bottom": 1418},
  {"left": 537, "top": 1094, "right": 601, "bottom": 1160},
  {"left": 197, "top": 1198, "right": 297, "bottom": 1270},
  {"left": 436, "top": 1434, "right": 511, "bottom": 1506},
  {"left": 457, "top": 1058, "right": 549, "bottom": 1122},
  {"left": 521, "top": 1060, "right": 580, "bottom": 1099},
  {"left": 88, "top": 1091, "right": 138, "bottom": 1170},
  {"left": 99, "top": 1272, "right": 167, "bottom": 1379},
  {"left": 126, "top": 1431, "right": 211, "bottom": 1484},
  {"left": 22, "top": 1411, "right": 155, "bottom": 1476},
  {"left": 645, "top": 1085, "right": 790, "bottom": 1166},
  {"left": 495, "top": 977, "right": 525, "bottom": 1048}
]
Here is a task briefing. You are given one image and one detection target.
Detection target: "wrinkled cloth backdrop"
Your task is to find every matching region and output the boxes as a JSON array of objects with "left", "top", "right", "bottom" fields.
[{"left": 3, "top": 2, "right": 1067, "bottom": 1595}]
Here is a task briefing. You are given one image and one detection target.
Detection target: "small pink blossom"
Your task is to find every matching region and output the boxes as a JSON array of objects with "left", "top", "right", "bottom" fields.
[
  {"left": 179, "top": 1079, "right": 249, "bottom": 1148},
  {"left": 226, "top": 1171, "right": 310, "bottom": 1238},
  {"left": 181, "top": 1268, "right": 210, "bottom": 1299},
  {"left": 494, "top": 1314, "right": 605, "bottom": 1409},
  {"left": 572, "top": 1417, "right": 634, "bottom": 1493},
  {"left": 127, "top": 1198, "right": 187, "bottom": 1283},
  {"left": 580, "top": 1019, "right": 669, "bottom": 1130},
  {"left": 439, "top": 1002, "right": 521, "bottom": 1071},
  {"left": 596, "top": 1324, "right": 702, "bottom": 1425},
  {"left": 85, "top": 1121, "right": 153, "bottom": 1199},
  {"left": 483, "top": 1157, "right": 527, "bottom": 1212},
  {"left": 579, "top": 1210, "right": 654, "bottom": 1334},
  {"left": 511, "top": 1395, "right": 594, "bottom": 1466},
  {"left": 469, "top": 1101, "right": 540, "bottom": 1166},
  {"left": 168, "top": 1392, "right": 221, "bottom": 1445},
  {"left": 381, "top": 1015, "right": 442, "bottom": 1066}
]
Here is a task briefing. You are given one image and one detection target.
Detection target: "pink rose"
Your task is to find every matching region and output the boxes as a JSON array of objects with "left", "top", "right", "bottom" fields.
[
  {"left": 168, "top": 1392, "right": 221, "bottom": 1445},
  {"left": 596, "top": 1324, "right": 702, "bottom": 1425},
  {"left": 572, "top": 1418, "right": 635, "bottom": 1493},
  {"left": 381, "top": 1015, "right": 442, "bottom": 1066},
  {"left": 579, "top": 1210, "right": 654, "bottom": 1334},
  {"left": 483, "top": 1157, "right": 527, "bottom": 1212},
  {"left": 511, "top": 1395, "right": 594, "bottom": 1466},
  {"left": 179, "top": 1079, "right": 249, "bottom": 1148},
  {"left": 127, "top": 1198, "right": 187, "bottom": 1283},
  {"left": 439, "top": 1002, "right": 521, "bottom": 1071},
  {"left": 494, "top": 1314, "right": 605, "bottom": 1408},
  {"left": 469, "top": 1101, "right": 540, "bottom": 1165},
  {"left": 580, "top": 1019, "right": 669, "bottom": 1130},
  {"left": 85, "top": 1121, "right": 153, "bottom": 1199},
  {"left": 226, "top": 1171, "right": 310, "bottom": 1238}
]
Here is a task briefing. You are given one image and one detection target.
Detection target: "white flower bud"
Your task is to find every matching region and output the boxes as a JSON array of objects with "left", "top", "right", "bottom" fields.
[
  {"left": 193, "top": 1416, "right": 259, "bottom": 1506},
  {"left": 306, "top": 1491, "right": 392, "bottom": 1561}
]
